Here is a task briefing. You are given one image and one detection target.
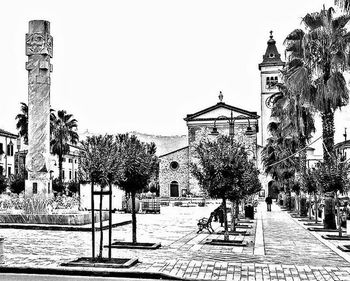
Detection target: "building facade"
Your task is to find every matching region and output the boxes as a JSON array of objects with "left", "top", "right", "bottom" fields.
[
  {"left": 16, "top": 141, "right": 81, "bottom": 183},
  {"left": 0, "top": 129, "right": 18, "bottom": 178}
]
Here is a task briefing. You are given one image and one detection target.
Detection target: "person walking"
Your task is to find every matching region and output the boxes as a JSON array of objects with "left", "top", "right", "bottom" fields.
[{"left": 265, "top": 196, "right": 272, "bottom": 212}]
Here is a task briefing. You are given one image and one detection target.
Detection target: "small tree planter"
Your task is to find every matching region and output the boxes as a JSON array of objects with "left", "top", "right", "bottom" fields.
[
  {"left": 236, "top": 219, "right": 254, "bottom": 224},
  {"left": 298, "top": 218, "right": 314, "bottom": 222},
  {"left": 321, "top": 234, "right": 350, "bottom": 240},
  {"left": 303, "top": 222, "right": 323, "bottom": 226},
  {"left": 307, "top": 227, "right": 345, "bottom": 233},
  {"left": 205, "top": 238, "right": 248, "bottom": 247},
  {"left": 106, "top": 241, "right": 161, "bottom": 250},
  {"left": 235, "top": 224, "right": 253, "bottom": 229},
  {"left": 217, "top": 230, "right": 250, "bottom": 236},
  {"left": 61, "top": 257, "right": 138, "bottom": 268},
  {"left": 338, "top": 245, "right": 350, "bottom": 252}
]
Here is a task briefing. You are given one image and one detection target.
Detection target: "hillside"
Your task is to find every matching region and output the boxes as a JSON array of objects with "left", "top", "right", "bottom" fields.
[
  {"left": 128, "top": 131, "right": 188, "bottom": 156},
  {"left": 79, "top": 130, "right": 188, "bottom": 156}
]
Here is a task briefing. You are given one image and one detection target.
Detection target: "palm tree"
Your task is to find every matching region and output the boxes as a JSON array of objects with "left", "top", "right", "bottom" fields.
[
  {"left": 284, "top": 7, "right": 350, "bottom": 166},
  {"left": 16, "top": 102, "right": 56, "bottom": 146},
  {"left": 51, "top": 110, "right": 79, "bottom": 187},
  {"left": 15, "top": 102, "right": 28, "bottom": 145}
]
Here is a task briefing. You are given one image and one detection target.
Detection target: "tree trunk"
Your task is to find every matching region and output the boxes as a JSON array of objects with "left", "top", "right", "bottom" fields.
[
  {"left": 98, "top": 185, "right": 103, "bottom": 259},
  {"left": 91, "top": 181, "right": 95, "bottom": 261},
  {"left": 308, "top": 193, "right": 312, "bottom": 220},
  {"left": 131, "top": 191, "right": 137, "bottom": 244},
  {"left": 222, "top": 197, "right": 229, "bottom": 241},
  {"left": 336, "top": 192, "right": 342, "bottom": 237},
  {"left": 314, "top": 193, "right": 318, "bottom": 224},
  {"left": 58, "top": 153, "right": 63, "bottom": 188},
  {"left": 230, "top": 201, "right": 235, "bottom": 232},
  {"left": 321, "top": 111, "right": 335, "bottom": 166}
]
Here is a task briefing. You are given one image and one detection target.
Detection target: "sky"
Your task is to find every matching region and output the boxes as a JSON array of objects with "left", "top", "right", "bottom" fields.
[{"left": 1, "top": 0, "right": 349, "bottom": 146}]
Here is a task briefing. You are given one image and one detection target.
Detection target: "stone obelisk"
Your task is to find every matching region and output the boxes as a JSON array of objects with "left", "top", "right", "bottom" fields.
[{"left": 25, "top": 20, "right": 53, "bottom": 197}]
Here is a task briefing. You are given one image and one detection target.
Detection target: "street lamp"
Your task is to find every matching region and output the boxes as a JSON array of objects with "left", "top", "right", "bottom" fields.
[{"left": 210, "top": 111, "right": 257, "bottom": 137}]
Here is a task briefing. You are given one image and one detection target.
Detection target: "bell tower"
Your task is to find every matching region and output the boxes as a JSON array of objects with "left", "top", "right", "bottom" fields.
[{"left": 258, "top": 31, "right": 284, "bottom": 147}]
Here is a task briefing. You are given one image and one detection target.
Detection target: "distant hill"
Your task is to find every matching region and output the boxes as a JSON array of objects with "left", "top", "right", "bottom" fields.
[
  {"left": 79, "top": 130, "right": 188, "bottom": 156},
  {"left": 128, "top": 131, "right": 187, "bottom": 156}
]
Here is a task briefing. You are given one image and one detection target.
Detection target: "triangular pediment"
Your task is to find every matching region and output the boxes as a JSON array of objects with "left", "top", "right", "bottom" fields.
[{"left": 184, "top": 102, "right": 259, "bottom": 122}]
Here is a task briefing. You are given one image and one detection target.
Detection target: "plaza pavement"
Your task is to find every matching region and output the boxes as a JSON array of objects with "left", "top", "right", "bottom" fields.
[{"left": 1, "top": 201, "right": 350, "bottom": 280}]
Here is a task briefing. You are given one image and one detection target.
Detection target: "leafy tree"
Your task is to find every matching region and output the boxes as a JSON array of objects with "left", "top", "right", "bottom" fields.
[
  {"left": 0, "top": 175, "right": 7, "bottom": 194},
  {"left": 316, "top": 159, "right": 350, "bottom": 234},
  {"left": 191, "top": 135, "right": 260, "bottom": 240},
  {"left": 116, "top": 134, "right": 158, "bottom": 244},
  {"left": 80, "top": 134, "right": 123, "bottom": 259},
  {"left": 15, "top": 102, "right": 28, "bottom": 145},
  {"left": 9, "top": 174, "right": 25, "bottom": 194},
  {"left": 52, "top": 178, "right": 65, "bottom": 194},
  {"left": 66, "top": 181, "right": 80, "bottom": 195},
  {"left": 229, "top": 160, "right": 261, "bottom": 231},
  {"left": 51, "top": 110, "right": 79, "bottom": 186},
  {"left": 303, "top": 167, "right": 319, "bottom": 222}
]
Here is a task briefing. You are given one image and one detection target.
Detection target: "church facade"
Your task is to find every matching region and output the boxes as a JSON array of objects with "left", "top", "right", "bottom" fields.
[
  {"left": 159, "top": 33, "right": 285, "bottom": 198},
  {"left": 159, "top": 95, "right": 260, "bottom": 198}
]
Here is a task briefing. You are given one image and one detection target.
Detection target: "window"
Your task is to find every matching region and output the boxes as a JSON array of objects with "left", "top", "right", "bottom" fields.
[
  {"left": 75, "top": 171, "right": 77, "bottom": 181},
  {"left": 33, "top": 182, "right": 37, "bottom": 194},
  {"left": 0, "top": 143, "right": 3, "bottom": 154},
  {"left": 74, "top": 159, "right": 77, "bottom": 164},
  {"left": 8, "top": 167, "right": 11, "bottom": 176},
  {"left": 69, "top": 170, "right": 72, "bottom": 180},
  {"left": 170, "top": 161, "right": 179, "bottom": 170},
  {"left": 68, "top": 158, "right": 73, "bottom": 163},
  {"left": 266, "top": 76, "right": 278, "bottom": 88},
  {"left": 62, "top": 170, "right": 65, "bottom": 179},
  {"left": 7, "top": 143, "right": 13, "bottom": 156},
  {"left": 48, "top": 183, "right": 50, "bottom": 194}
]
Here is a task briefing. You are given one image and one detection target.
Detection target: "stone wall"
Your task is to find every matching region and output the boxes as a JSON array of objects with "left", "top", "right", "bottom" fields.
[{"left": 159, "top": 147, "right": 189, "bottom": 197}]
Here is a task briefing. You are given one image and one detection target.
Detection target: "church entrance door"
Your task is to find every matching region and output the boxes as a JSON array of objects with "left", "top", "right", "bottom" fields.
[{"left": 170, "top": 181, "right": 179, "bottom": 197}]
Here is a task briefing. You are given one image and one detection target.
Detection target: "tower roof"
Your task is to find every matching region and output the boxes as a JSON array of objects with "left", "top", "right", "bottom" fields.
[{"left": 258, "top": 31, "right": 284, "bottom": 70}]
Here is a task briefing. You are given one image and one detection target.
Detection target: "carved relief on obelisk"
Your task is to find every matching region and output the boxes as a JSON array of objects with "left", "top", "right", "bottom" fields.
[{"left": 25, "top": 20, "right": 53, "bottom": 197}]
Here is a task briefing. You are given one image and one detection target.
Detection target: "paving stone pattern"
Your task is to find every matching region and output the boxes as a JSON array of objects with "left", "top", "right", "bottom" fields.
[{"left": 1, "top": 201, "right": 350, "bottom": 280}]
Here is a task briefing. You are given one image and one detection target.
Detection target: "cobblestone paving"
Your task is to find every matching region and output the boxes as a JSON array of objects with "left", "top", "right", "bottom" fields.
[{"left": 1, "top": 201, "right": 350, "bottom": 280}]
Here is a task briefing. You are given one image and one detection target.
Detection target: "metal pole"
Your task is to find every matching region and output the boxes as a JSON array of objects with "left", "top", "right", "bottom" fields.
[
  {"left": 91, "top": 181, "right": 95, "bottom": 260},
  {"left": 108, "top": 183, "right": 112, "bottom": 259}
]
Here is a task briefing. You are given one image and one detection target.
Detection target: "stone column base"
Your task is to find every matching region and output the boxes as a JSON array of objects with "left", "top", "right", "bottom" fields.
[{"left": 25, "top": 179, "right": 53, "bottom": 198}]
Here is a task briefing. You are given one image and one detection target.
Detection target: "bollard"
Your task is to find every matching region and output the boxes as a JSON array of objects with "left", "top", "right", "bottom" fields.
[{"left": 0, "top": 237, "right": 4, "bottom": 264}]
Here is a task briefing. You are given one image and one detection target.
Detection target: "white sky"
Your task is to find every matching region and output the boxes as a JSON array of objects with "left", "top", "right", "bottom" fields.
[{"left": 1, "top": 0, "right": 349, "bottom": 146}]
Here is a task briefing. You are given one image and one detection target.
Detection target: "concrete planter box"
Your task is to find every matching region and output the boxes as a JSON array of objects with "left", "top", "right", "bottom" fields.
[{"left": 0, "top": 211, "right": 109, "bottom": 225}]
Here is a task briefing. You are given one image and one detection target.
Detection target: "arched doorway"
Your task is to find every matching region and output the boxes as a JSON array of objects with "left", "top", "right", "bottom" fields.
[
  {"left": 170, "top": 181, "right": 179, "bottom": 197},
  {"left": 268, "top": 180, "right": 279, "bottom": 199}
]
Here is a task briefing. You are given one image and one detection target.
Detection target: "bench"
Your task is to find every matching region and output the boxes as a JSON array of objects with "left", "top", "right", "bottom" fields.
[{"left": 197, "top": 212, "right": 214, "bottom": 233}]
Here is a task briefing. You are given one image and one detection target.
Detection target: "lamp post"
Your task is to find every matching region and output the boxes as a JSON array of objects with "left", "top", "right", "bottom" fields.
[{"left": 210, "top": 111, "right": 256, "bottom": 138}]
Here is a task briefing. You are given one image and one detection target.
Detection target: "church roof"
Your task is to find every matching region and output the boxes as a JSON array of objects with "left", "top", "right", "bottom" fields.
[
  {"left": 184, "top": 102, "right": 259, "bottom": 122},
  {"left": 159, "top": 146, "right": 189, "bottom": 158},
  {"left": 0, "top": 128, "right": 18, "bottom": 138},
  {"left": 258, "top": 31, "right": 284, "bottom": 70}
]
